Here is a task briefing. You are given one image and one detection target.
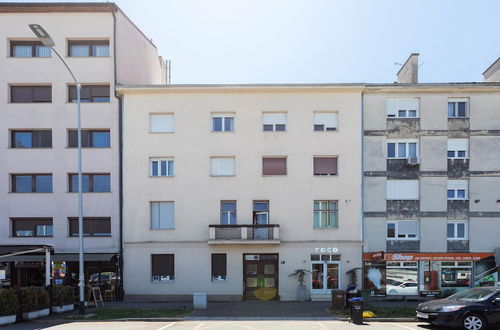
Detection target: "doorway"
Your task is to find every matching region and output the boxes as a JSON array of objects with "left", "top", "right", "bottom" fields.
[
  {"left": 243, "top": 254, "right": 278, "bottom": 300},
  {"left": 311, "top": 261, "right": 341, "bottom": 294}
]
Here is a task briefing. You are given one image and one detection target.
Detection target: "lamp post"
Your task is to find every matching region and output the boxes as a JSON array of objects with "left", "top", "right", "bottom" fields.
[{"left": 29, "top": 24, "right": 85, "bottom": 315}]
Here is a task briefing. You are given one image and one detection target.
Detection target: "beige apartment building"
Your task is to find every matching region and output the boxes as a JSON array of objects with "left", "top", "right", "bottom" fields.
[
  {"left": 0, "top": 2, "right": 165, "bottom": 294},
  {"left": 118, "top": 85, "right": 364, "bottom": 301},
  {"left": 362, "top": 55, "right": 500, "bottom": 298}
]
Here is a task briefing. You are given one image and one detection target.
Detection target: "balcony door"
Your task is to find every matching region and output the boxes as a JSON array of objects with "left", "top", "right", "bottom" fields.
[{"left": 253, "top": 201, "right": 269, "bottom": 239}]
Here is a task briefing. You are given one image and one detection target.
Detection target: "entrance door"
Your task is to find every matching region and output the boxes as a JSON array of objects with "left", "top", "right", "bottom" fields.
[
  {"left": 311, "top": 262, "right": 340, "bottom": 294},
  {"left": 243, "top": 254, "right": 278, "bottom": 300}
]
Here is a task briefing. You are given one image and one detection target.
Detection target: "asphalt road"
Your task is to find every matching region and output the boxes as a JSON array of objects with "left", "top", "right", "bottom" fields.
[{"left": 5, "top": 320, "right": 446, "bottom": 330}]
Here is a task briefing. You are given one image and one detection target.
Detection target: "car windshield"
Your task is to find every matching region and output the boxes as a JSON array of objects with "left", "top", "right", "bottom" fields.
[{"left": 447, "top": 288, "right": 498, "bottom": 301}]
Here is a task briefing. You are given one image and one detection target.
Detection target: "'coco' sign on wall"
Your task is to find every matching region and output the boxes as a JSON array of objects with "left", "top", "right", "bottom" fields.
[{"left": 315, "top": 247, "right": 339, "bottom": 253}]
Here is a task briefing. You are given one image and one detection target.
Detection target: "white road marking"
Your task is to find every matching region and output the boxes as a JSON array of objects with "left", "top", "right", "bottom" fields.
[
  {"left": 390, "top": 323, "right": 418, "bottom": 330},
  {"left": 157, "top": 322, "right": 176, "bottom": 330}
]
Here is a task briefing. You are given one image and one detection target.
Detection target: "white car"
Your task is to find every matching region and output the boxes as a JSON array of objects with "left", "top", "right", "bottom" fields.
[{"left": 386, "top": 281, "right": 418, "bottom": 295}]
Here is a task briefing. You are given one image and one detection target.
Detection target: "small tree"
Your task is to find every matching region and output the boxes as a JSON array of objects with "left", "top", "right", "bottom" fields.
[{"left": 289, "top": 269, "right": 309, "bottom": 287}]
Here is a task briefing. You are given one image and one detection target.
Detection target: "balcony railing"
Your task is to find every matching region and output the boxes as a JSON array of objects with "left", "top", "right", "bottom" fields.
[{"left": 208, "top": 224, "right": 280, "bottom": 244}]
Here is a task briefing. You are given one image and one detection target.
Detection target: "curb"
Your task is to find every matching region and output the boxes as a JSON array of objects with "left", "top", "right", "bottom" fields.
[{"left": 337, "top": 317, "right": 417, "bottom": 322}]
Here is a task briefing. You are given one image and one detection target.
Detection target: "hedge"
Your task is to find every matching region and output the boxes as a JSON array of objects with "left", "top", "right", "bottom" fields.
[
  {"left": 0, "top": 289, "right": 19, "bottom": 316},
  {"left": 19, "top": 287, "right": 49, "bottom": 312},
  {"left": 52, "top": 285, "right": 75, "bottom": 307}
]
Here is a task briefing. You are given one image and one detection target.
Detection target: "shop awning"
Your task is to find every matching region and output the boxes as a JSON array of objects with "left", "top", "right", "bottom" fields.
[
  {"left": 0, "top": 245, "right": 53, "bottom": 260},
  {"left": 0, "top": 253, "right": 117, "bottom": 263}
]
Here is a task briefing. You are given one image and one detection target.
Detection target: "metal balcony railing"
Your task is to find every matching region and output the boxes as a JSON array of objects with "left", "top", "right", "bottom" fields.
[{"left": 208, "top": 224, "right": 280, "bottom": 243}]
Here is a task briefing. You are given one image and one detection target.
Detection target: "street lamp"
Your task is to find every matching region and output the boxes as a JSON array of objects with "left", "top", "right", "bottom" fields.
[{"left": 29, "top": 24, "right": 85, "bottom": 315}]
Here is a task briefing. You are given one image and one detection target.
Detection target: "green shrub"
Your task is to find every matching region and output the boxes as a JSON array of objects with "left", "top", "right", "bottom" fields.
[
  {"left": 52, "top": 286, "right": 75, "bottom": 306},
  {"left": 0, "top": 289, "right": 19, "bottom": 316},
  {"left": 20, "top": 287, "right": 49, "bottom": 312}
]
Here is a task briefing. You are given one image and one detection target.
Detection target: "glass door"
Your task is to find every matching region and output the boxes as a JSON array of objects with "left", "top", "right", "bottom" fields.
[
  {"left": 312, "top": 262, "right": 340, "bottom": 293},
  {"left": 254, "top": 211, "right": 269, "bottom": 239}
]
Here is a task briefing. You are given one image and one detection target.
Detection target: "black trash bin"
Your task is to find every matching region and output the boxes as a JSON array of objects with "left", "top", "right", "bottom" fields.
[{"left": 348, "top": 297, "right": 364, "bottom": 325}]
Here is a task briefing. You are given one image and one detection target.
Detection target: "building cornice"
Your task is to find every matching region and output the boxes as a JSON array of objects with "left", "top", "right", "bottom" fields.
[{"left": 0, "top": 2, "right": 118, "bottom": 13}]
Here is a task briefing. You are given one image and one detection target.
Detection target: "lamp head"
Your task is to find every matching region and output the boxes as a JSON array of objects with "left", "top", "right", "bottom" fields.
[{"left": 29, "top": 24, "right": 55, "bottom": 47}]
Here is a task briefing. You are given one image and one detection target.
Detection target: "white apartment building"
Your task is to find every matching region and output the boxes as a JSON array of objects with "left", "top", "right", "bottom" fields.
[
  {"left": 118, "top": 85, "right": 364, "bottom": 301},
  {"left": 0, "top": 2, "right": 165, "bottom": 295},
  {"left": 362, "top": 54, "right": 500, "bottom": 298}
]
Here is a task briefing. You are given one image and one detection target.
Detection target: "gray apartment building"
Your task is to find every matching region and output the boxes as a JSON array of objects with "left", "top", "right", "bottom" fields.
[
  {"left": 0, "top": 2, "right": 165, "bottom": 296},
  {"left": 362, "top": 54, "right": 500, "bottom": 298}
]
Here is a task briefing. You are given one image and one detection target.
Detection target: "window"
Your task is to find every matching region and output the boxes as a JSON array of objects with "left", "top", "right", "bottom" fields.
[
  {"left": 447, "top": 139, "right": 468, "bottom": 159},
  {"left": 68, "top": 40, "right": 109, "bottom": 57},
  {"left": 211, "top": 254, "right": 227, "bottom": 281},
  {"left": 387, "top": 221, "right": 419, "bottom": 239},
  {"left": 151, "top": 202, "right": 175, "bottom": 229},
  {"left": 68, "top": 217, "right": 111, "bottom": 236},
  {"left": 210, "top": 157, "right": 235, "bottom": 176},
  {"left": 69, "top": 173, "right": 110, "bottom": 192},
  {"left": 448, "top": 99, "right": 468, "bottom": 118},
  {"left": 253, "top": 201, "right": 269, "bottom": 225},
  {"left": 440, "top": 261, "right": 472, "bottom": 288},
  {"left": 10, "top": 85, "right": 51, "bottom": 103},
  {"left": 150, "top": 158, "right": 174, "bottom": 177},
  {"left": 11, "top": 218, "right": 53, "bottom": 237},
  {"left": 314, "top": 112, "right": 338, "bottom": 131},
  {"left": 447, "top": 180, "right": 468, "bottom": 200},
  {"left": 387, "top": 140, "right": 418, "bottom": 159},
  {"left": 262, "top": 157, "right": 286, "bottom": 175},
  {"left": 447, "top": 221, "right": 468, "bottom": 240},
  {"left": 149, "top": 114, "right": 174, "bottom": 133},
  {"left": 11, "top": 130, "right": 51, "bottom": 148},
  {"left": 386, "top": 180, "right": 419, "bottom": 200},
  {"left": 151, "top": 254, "right": 174, "bottom": 282},
  {"left": 211, "top": 113, "right": 234, "bottom": 132},
  {"left": 386, "top": 98, "right": 419, "bottom": 118},
  {"left": 68, "top": 130, "right": 110, "bottom": 148},
  {"left": 220, "top": 201, "right": 237, "bottom": 225},
  {"left": 313, "top": 157, "right": 337, "bottom": 176},
  {"left": 68, "top": 85, "right": 110, "bottom": 103},
  {"left": 262, "top": 112, "right": 287, "bottom": 131},
  {"left": 11, "top": 174, "right": 52, "bottom": 193},
  {"left": 10, "top": 41, "right": 51, "bottom": 58},
  {"left": 314, "top": 201, "right": 338, "bottom": 228}
]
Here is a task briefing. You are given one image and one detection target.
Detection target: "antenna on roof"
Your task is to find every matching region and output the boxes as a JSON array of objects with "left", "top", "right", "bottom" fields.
[{"left": 394, "top": 62, "right": 403, "bottom": 67}]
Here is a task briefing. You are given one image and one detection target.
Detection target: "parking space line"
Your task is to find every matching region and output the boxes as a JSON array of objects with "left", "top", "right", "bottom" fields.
[
  {"left": 157, "top": 322, "right": 176, "bottom": 330},
  {"left": 390, "top": 323, "right": 418, "bottom": 330}
]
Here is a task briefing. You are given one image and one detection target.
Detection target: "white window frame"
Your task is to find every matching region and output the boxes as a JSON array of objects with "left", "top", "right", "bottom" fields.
[
  {"left": 386, "top": 180, "right": 420, "bottom": 200},
  {"left": 150, "top": 201, "right": 175, "bottom": 230},
  {"left": 149, "top": 113, "right": 174, "bottom": 133},
  {"left": 211, "top": 113, "right": 235, "bottom": 132},
  {"left": 447, "top": 180, "right": 469, "bottom": 200},
  {"left": 386, "top": 98, "right": 419, "bottom": 118},
  {"left": 447, "top": 221, "right": 468, "bottom": 240},
  {"left": 210, "top": 157, "right": 236, "bottom": 176},
  {"left": 447, "top": 98, "right": 469, "bottom": 118},
  {"left": 387, "top": 139, "right": 419, "bottom": 159},
  {"left": 386, "top": 220, "right": 419, "bottom": 240},
  {"left": 150, "top": 158, "right": 174, "bottom": 177},
  {"left": 447, "top": 139, "right": 469, "bottom": 159},
  {"left": 262, "top": 112, "right": 287, "bottom": 132},
  {"left": 314, "top": 112, "right": 338, "bottom": 132}
]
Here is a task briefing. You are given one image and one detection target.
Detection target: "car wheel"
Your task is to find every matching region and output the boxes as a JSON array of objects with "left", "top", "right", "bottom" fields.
[{"left": 462, "top": 313, "right": 486, "bottom": 330}]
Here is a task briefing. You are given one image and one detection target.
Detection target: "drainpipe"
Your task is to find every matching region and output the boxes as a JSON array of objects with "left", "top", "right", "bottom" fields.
[
  {"left": 360, "top": 89, "right": 365, "bottom": 287},
  {"left": 108, "top": 3, "right": 124, "bottom": 301}
]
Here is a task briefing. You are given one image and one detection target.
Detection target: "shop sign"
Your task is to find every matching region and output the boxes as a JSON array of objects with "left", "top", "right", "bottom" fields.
[
  {"left": 370, "top": 251, "right": 384, "bottom": 260},
  {"left": 364, "top": 252, "right": 493, "bottom": 262},
  {"left": 420, "top": 290, "right": 441, "bottom": 297},
  {"left": 314, "top": 247, "right": 339, "bottom": 253}
]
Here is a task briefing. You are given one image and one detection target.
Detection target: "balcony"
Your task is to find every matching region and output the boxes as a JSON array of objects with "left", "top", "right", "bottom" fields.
[{"left": 208, "top": 224, "right": 280, "bottom": 245}]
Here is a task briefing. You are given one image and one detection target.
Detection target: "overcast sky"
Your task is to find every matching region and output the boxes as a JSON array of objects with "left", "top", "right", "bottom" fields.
[{"left": 4, "top": 0, "right": 500, "bottom": 84}]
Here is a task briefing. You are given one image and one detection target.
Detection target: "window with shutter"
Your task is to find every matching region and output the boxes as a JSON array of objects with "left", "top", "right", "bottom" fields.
[
  {"left": 68, "top": 217, "right": 111, "bottom": 236},
  {"left": 68, "top": 85, "right": 110, "bottom": 102},
  {"left": 386, "top": 98, "right": 419, "bottom": 118},
  {"left": 314, "top": 112, "right": 338, "bottom": 131},
  {"left": 151, "top": 254, "right": 174, "bottom": 281},
  {"left": 386, "top": 180, "right": 419, "bottom": 200},
  {"left": 12, "top": 218, "right": 53, "bottom": 237},
  {"left": 210, "top": 157, "right": 235, "bottom": 176},
  {"left": 386, "top": 221, "right": 419, "bottom": 239},
  {"left": 11, "top": 86, "right": 51, "bottom": 103},
  {"left": 151, "top": 202, "right": 175, "bottom": 229},
  {"left": 313, "top": 157, "right": 337, "bottom": 175},
  {"left": 262, "top": 157, "right": 286, "bottom": 175},
  {"left": 149, "top": 114, "right": 174, "bottom": 133},
  {"left": 262, "top": 112, "right": 287, "bottom": 131}
]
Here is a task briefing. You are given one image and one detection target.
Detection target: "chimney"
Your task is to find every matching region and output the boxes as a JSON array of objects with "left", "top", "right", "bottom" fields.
[
  {"left": 483, "top": 57, "right": 500, "bottom": 82},
  {"left": 397, "top": 53, "right": 419, "bottom": 84}
]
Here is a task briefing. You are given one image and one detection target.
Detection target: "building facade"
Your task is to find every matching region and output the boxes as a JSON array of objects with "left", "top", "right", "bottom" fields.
[
  {"left": 0, "top": 2, "right": 165, "bottom": 293},
  {"left": 362, "top": 55, "right": 500, "bottom": 298},
  {"left": 119, "top": 85, "right": 364, "bottom": 301}
]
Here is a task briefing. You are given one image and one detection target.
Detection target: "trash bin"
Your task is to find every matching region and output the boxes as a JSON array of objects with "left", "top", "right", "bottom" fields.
[
  {"left": 348, "top": 297, "right": 364, "bottom": 325},
  {"left": 345, "top": 285, "right": 359, "bottom": 308},
  {"left": 193, "top": 292, "right": 207, "bottom": 309},
  {"left": 331, "top": 289, "right": 345, "bottom": 311}
]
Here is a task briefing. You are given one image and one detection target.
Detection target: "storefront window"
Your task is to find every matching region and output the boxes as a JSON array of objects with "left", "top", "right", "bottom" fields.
[
  {"left": 363, "top": 261, "right": 386, "bottom": 296},
  {"left": 441, "top": 261, "right": 472, "bottom": 288},
  {"left": 386, "top": 261, "right": 418, "bottom": 296}
]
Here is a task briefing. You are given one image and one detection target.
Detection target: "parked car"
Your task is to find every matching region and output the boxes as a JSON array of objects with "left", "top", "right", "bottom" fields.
[
  {"left": 416, "top": 286, "right": 500, "bottom": 330},
  {"left": 386, "top": 281, "right": 418, "bottom": 295}
]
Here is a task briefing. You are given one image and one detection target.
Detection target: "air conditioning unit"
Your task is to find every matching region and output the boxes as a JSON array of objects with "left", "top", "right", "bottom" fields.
[{"left": 406, "top": 157, "right": 420, "bottom": 166}]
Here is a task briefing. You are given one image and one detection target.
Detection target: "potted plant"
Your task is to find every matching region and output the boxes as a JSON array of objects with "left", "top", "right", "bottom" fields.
[
  {"left": 289, "top": 269, "right": 309, "bottom": 301},
  {"left": 0, "top": 289, "right": 19, "bottom": 326},
  {"left": 20, "top": 287, "right": 50, "bottom": 320},
  {"left": 52, "top": 286, "right": 75, "bottom": 313}
]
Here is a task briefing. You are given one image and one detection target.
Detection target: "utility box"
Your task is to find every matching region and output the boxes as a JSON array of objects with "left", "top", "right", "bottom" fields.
[
  {"left": 193, "top": 292, "right": 207, "bottom": 309},
  {"left": 331, "top": 289, "right": 345, "bottom": 311}
]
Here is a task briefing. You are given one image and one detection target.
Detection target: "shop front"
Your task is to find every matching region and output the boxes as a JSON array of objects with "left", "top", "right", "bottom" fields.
[{"left": 363, "top": 252, "right": 497, "bottom": 297}]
